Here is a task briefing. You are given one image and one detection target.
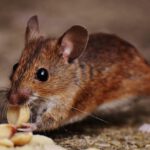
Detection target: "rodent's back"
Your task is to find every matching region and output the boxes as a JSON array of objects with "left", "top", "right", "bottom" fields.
[
  {"left": 80, "top": 33, "right": 146, "bottom": 67},
  {"left": 72, "top": 33, "right": 150, "bottom": 113}
]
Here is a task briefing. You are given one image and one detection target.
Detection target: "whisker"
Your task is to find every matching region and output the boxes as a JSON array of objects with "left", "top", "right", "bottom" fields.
[
  {"left": 2, "top": 103, "right": 8, "bottom": 119},
  {"left": 70, "top": 106, "right": 109, "bottom": 124},
  {"left": 28, "top": 94, "right": 109, "bottom": 130},
  {"left": 0, "top": 89, "right": 9, "bottom": 122}
]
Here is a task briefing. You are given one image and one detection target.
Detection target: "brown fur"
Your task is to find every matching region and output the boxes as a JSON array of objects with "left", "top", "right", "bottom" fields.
[
  {"left": 8, "top": 16, "right": 150, "bottom": 131},
  {"left": 66, "top": 33, "right": 150, "bottom": 122}
]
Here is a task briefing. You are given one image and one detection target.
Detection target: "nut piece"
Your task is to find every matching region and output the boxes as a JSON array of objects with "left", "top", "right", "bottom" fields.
[
  {"left": 30, "top": 135, "right": 55, "bottom": 145},
  {"left": 0, "top": 139, "right": 14, "bottom": 147},
  {"left": 0, "top": 124, "right": 16, "bottom": 139},
  {"left": 11, "top": 132, "right": 33, "bottom": 146},
  {"left": 7, "top": 105, "right": 30, "bottom": 126}
]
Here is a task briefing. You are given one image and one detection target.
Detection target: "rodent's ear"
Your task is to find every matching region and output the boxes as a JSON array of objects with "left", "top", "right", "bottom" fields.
[
  {"left": 58, "top": 25, "right": 89, "bottom": 63},
  {"left": 25, "top": 15, "right": 40, "bottom": 45}
]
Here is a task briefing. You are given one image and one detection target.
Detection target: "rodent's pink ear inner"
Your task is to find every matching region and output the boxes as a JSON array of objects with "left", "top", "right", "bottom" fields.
[
  {"left": 58, "top": 25, "right": 89, "bottom": 63},
  {"left": 25, "top": 15, "right": 40, "bottom": 45}
]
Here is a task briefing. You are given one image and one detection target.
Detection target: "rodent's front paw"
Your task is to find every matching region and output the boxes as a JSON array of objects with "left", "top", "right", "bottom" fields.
[
  {"left": 17, "top": 123, "right": 37, "bottom": 132},
  {"left": 35, "top": 113, "right": 58, "bottom": 131}
]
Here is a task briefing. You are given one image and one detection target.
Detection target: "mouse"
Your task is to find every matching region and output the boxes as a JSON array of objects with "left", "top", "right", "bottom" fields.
[{"left": 6, "top": 15, "right": 150, "bottom": 132}]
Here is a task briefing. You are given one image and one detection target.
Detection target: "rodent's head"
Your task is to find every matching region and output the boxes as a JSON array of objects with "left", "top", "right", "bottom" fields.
[{"left": 8, "top": 16, "right": 89, "bottom": 106}]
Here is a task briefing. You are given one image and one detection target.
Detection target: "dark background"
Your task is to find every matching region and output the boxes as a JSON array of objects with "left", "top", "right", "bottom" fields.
[{"left": 0, "top": 0, "right": 150, "bottom": 88}]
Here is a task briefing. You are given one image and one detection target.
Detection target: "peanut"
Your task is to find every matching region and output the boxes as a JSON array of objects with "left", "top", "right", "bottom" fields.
[
  {"left": 0, "top": 124, "right": 16, "bottom": 139},
  {"left": 11, "top": 132, "right": 33, "bottom": 146},
  {"left": 7, "top": 105, "right": 30, "bottom": 126},
  {"left": 0, "top": 139, "right": 14, "bottom": 147}
]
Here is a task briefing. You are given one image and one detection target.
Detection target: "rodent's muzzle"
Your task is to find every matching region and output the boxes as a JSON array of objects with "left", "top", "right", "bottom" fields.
[{"left": 7, "top": 89, "right": 31, "bottom": 105}]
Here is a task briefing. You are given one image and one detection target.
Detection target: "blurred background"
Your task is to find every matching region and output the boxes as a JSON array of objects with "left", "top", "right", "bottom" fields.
[{"left": 0, "top": 0, "right": 150, "bottom": 88}]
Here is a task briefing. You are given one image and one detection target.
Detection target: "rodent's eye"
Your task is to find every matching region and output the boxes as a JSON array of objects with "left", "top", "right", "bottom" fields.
[
  {"left": 13, "top": 63, "right": 19, "bottom": 72},
  {"left": 36, "top": 68, "right": 49, "bottom": 82}
]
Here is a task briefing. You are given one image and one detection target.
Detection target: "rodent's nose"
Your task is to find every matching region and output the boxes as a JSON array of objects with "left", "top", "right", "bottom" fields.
[{"left": 8, "top": 89, "right": 31, "bottom": 105}]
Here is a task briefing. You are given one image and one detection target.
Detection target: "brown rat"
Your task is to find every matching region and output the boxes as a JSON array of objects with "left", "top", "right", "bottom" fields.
[{"left": 7, "top": 16, "right": 150, "bottom": 131}]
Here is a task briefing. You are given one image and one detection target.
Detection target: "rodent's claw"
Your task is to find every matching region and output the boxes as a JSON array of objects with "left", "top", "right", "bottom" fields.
[
  {"left": 17, "top": 123, "right": 37, "bottom": 132},
  {"left": 139, "top": 123, "right": 150, "bottom": 133}
]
